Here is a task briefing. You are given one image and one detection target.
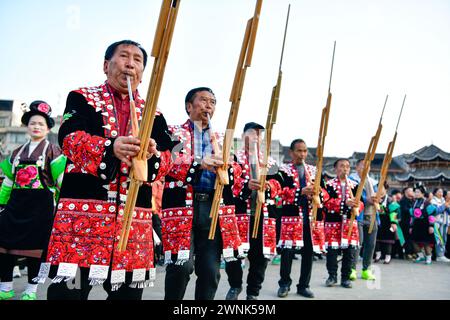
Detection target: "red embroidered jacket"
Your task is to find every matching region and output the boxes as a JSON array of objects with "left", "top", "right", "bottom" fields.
[
  {"left": 162, "top": 119, "right": 241, "bottom": 209},
  {"left": 46, "top": 82, "right": 176, "bottom": 273},
  {"left": 322, "top": 177, "right": 364, "bottom": 222},
  {"left": 233, "top": 149, "right": 282, "bottom": 216},
  {"left": 278, "top": 162, "right": 326, "bottom": 220}
]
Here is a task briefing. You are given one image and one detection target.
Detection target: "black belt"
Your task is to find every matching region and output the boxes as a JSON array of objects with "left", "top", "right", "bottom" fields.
[{"left": 194, "top": 192, "right": 214, "bottom": 202}]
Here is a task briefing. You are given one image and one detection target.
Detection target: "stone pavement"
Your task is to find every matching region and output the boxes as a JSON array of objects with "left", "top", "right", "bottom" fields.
[{"left": 9, "top": 257, "right": 450, "bottom": 300}]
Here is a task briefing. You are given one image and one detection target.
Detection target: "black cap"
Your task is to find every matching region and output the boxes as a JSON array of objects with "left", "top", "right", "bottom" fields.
[
  {"left": 243, "top": 122, "right": 264, "bottom": 133},
  {"left": 21, "top": 100, "right": 55, "bottom": 128},
  {"left": 185, "top": 87, "right": 215, "bottom": 103}
]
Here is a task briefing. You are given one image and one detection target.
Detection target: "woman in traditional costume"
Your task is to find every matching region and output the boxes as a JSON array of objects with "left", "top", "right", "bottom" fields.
[{"left": 0, "top": 101, "right": 66, "bottom": 300}]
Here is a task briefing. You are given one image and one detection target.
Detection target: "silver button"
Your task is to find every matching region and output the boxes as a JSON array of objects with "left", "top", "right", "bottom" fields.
[{"left": 100, "top": 163, "right": 106, "bottom": 170}]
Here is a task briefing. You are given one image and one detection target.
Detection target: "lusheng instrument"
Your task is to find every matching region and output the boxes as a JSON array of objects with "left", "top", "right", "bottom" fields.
[
  {"left": 347, "top": 95, "right": 388, "bottom": 238},
  {"left": 208, "top": 0, "right": 263, "bottom": 240},
  {"left": 311, "top": 41, "right": 336, "bottom": 224},
  {"left": 251, "top": 4, "right": 291, "bottom": 239},
  {"left": 368, "top": 94, "right": 406, "bottom": 234},
  {"left": 118, "top": 0, "right": 181, "bottom": 251}
]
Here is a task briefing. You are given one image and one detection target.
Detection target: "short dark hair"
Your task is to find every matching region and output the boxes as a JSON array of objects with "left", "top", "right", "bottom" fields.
[
  {"left": 391, "top": 189, "right": 401, "bottom": 197},
  {"left": 104, "top": 40, "right": 148, "bottom": 68},
  {"left": 356, "top": 159, "right": 364, "bottom": 166},
  {"left": 289, "top": 139, "right": 306, "bottom": 151},
  {"left": 402, "top": 186, "right": 412, "bottom": 194},
  {"left": 184, "top": 87, "right": 215, "bottom": 115},
  {"left": 334, "top": 158, "right": 350, "bottom": 168}
]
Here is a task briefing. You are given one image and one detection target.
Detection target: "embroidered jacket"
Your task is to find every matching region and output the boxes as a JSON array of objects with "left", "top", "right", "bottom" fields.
[
  {"left": 322, "top": 177, "right": 364, "bottom": 221},
  {"left": 231, "top": 149, "right": 282, "bottom": 257},
  {"left": 161, "top": 119, "right": 242, "bottom": 264},
  {"left": 278, "top": 162, "right": 325, "bottom": 218},
  {"left": 44, "top": 82, "right": 175, "bottom": 288},
  {"left": 277, "top": 162, "right": 326, "bottom": 252}
]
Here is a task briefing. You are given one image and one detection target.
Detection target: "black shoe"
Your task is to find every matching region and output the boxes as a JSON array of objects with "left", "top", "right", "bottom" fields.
[
  {"left": 277, "top": 286, "right": 290, "bottom": 298},
  {"left": 325, "top": 276, "right": 337, "bottom": 287},
  {"left": 246, "top": 295, "right": 258, "bottom": 300},
  {"left": 226, "top": 287, "right": 242, "bottom": 300},
  {"left": 341, "top": 279, "right": 352, "bottom": 288},
  {"left": 297, "top": 287, "right": 315, "bottom": 298}
]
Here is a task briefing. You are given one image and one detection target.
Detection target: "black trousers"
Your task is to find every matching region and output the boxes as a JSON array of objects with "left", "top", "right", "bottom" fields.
[
  {"left": 225, "top": 215, "right": 268, "bottom": 297},
  {"left": 46, "top": 266, "right": 143, "bottom": 300},
  {"left": 275, "top": 207, "right": 283, "bottom": 254},
  {"left": 400, "top": 221, "right": 414, "bottom": 255},
  {"left": 0, "top": 253, "right": 40, "bottom": 284},
  {"left": 152, "top": 213, "right": 163, "bottom": 263},
  {"left": 326, "top": 247, "right": 355, "bottom": 281},
  {"left": 278, "top": 215, "right": 313, "bottom": 290},
  {"left": 164, "top": 197, "right": 223, "bottom": 300},
  {"left": 376, "top": 242, "right": 393, "bottom": 256}
]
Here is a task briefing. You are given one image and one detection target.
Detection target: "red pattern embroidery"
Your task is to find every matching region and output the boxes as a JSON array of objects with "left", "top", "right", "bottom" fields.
[
  {"left": 219, "top": 206, "right": 241, "bottom": 250},
  {"left": 48, "top": 199, "right": 116, "bottom": 267},
  {"left": 161, "top": 207, "right": 194, "bottom": 254},
  {"left": 279, "top": 162, "right": 317, "bottom": 205},
  {"left": 280, "top": 216, "right": 303, "bottom": 245},
  {"left": 47, "top": 199, "right": 155, "bottom": 271},
  {"left": 236, "top": 214, "right": 250, "bottom": 248},
  {"left": 341, "top": 217, "right": 360, "bottom": 248},
  {"left": 231, "top": 161, "right": 243, "bottom": 197},
  {"left": 267, "top": 179, "right": 281, "bottom": 199},
  {"left": 234, "top": 149, "right": 279, "bottom": 199},
  {"left": 311, "top": 221, "right": 325, "bottom": 252},
  {"left": 281, "top": 187, "right": 296, "bottom": 204},
  {"left": 63, "top": 131, "right": 107, "bottom": 176},
  {"left": 155, "top": 150, "right": 173, "bottom": 182},
  {"left": 263, "top": 218, "right": 277, "bottom": 255},
  {"left": 112, "top": 212, "right": 154, "bottom": 271},
  {"left": 324, "top": 222, "right": 342, "bottom": 248},
  {"left": 167, "top": 121, "right": 194, "bottom": 182}
]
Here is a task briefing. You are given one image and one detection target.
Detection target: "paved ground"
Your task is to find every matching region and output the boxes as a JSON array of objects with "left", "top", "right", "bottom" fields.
[{"left": 10, "top": 256, "right": 450, "bottom": 300}]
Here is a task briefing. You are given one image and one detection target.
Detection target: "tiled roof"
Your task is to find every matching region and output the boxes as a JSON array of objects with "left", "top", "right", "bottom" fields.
[
  {"left": 404, "top": 144, "right": 450, "bottom": 162},
  {"left": 395, "top": 168, "right": 450, "bottom": 182}
]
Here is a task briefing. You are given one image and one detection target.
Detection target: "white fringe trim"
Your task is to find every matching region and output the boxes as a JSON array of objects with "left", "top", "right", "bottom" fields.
[
  {"left": 89, "top": 278, "right": 107, "bottom": 286},
  {"left": 129, "top": 281, "right": 146, "bottom": 289},
  {"left": 111, "top": 283, "right": 124, "bottom": 292}
]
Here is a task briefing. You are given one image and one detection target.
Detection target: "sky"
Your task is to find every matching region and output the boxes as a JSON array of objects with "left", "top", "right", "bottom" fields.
[{"left": 1, "top": 0, "right": 449, "bottom": 157}]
